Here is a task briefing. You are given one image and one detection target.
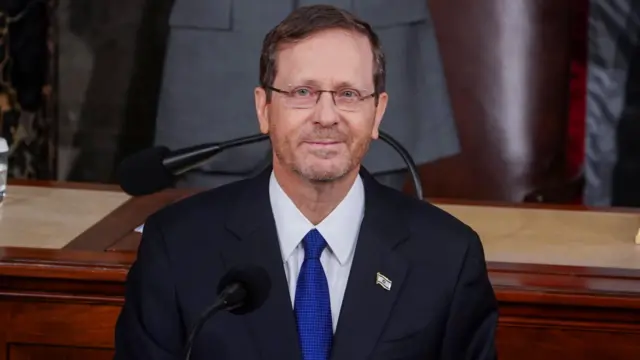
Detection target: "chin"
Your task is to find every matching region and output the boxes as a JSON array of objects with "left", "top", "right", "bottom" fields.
[{"left": 295, "top": 163, "right": 353, "bottom": 182}]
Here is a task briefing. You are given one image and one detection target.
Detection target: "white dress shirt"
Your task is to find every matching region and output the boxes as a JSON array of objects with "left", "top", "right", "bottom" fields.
[{"left": 269, "top": 171, "right": 365, "bottom": 332}]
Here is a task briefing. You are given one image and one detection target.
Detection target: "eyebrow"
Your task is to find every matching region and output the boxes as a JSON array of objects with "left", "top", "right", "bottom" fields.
[{"left": 288, "top": 79, "right": 369, "bottom": 90}]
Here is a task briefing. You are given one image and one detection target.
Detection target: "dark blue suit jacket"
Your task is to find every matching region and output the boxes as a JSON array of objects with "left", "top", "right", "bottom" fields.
[{"left": 114, "top": 168, "right": 498, "bottom": 359}]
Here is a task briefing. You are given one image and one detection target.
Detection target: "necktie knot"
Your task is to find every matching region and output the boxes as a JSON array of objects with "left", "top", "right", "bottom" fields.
[{"left": 302, "top": 229, "right": 327, "bottom": 260}]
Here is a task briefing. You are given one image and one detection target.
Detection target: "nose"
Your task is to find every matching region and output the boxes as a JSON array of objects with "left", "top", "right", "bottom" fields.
[{"left": 314, "top": 92, "right": 340, "bottom": 126}]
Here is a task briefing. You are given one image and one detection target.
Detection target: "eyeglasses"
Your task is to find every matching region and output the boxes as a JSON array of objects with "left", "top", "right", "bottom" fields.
[{"left": 266, "top": 85, "right": 377, "bottom": 112}]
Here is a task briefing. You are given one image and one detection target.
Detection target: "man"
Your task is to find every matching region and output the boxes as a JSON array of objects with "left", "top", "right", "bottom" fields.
[
  {"left": 115, "top": 5, "right": 497, "bottom": 359},
  {"left": 155, "top": 0, "right": 459, "bottom": 190}
]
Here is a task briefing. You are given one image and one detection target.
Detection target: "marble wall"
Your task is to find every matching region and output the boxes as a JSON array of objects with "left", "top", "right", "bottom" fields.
[{"left": 0, "top": 0, "right": 56, "bottom": 180}]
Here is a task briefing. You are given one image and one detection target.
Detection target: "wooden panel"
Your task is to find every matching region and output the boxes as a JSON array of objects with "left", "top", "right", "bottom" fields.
[
  {"left": 3, "top": 302, "right": 121, "bottom": 348},
  {"left": 0, "top": 248, "right": 126, "bottom": 359},
  {"left": 496, "top": 325, "right": 640, "bottom": 360},
  {"left": 64, "top": 188, "right": 198, "bottom": 251},
  {"left": 8, "top": 344, "right": 113, "bottom": 360},
  {"left": 106, "top": 232, "right": 141, "bottom": 252},
  {"left": 0, "top": 302, "right": 11, "bottom": 360}
]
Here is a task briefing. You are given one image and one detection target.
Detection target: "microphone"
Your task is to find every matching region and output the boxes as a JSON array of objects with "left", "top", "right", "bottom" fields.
[
  {"left": 183, "top": 266, "right": 271, "bottom": 360},
  {"left": 116, "top": 133, "right": 267, "bottom": 196},
  {"left": 117, "top": 130, "right": 424, "bottom": 199}
]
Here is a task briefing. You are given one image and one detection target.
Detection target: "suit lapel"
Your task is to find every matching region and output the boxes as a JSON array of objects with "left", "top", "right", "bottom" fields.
[
  {"left": 223, "top": 169, "right": 302, "bottom": 360},
  {"left": 330, "top": 170, "right": 410, "bottom": 360}
]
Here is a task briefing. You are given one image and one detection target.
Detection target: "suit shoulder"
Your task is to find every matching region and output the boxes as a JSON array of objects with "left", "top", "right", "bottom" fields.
[
  {"left": 385, "top": 190, "right": 487, "bottom": 278},
  {"left": 387, "top": 189, "right": 480, "bottom": 244},
  {"left": 145, "top": 178, "right": 252, "bottom": 229}
]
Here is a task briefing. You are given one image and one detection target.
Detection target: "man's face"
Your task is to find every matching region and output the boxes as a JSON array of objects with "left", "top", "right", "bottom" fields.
[{"left": 255, "top": 29, "right": 388, "bottom": 182}]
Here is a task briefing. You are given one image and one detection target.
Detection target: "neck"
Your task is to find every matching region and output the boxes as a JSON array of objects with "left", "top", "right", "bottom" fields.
[{"left": 274, "top": 164, "right": 359, "bottom": 225}]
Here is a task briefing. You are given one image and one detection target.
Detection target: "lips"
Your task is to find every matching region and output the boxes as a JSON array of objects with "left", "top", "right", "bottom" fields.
[
  {"left": 305, "top": 140, "right": 341, "bottom": 145},
  {"left": 304, "top": 141, "right": 344, "bottom": 149}
]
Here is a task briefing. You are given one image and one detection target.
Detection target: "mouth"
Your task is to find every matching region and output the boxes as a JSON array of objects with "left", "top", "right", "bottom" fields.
[{"left": 303, "top": 140, "right": 343, "bottom": 146}]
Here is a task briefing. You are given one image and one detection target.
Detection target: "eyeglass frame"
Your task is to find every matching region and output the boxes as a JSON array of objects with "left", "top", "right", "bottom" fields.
[{"left": 264, "top": 85, "right": 378, "bottom": 111}]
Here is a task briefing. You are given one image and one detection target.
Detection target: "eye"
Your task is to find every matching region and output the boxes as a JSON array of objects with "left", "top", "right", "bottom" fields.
[
  {"left": 292, "top": 87, "right": 314, "bottom": 97},
  {"left": 338, "top": 89, "right": 361, "bottom": 98}
]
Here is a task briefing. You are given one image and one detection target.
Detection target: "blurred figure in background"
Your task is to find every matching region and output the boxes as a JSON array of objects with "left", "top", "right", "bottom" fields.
[
  {"left": 611, "top": 2, "right": 640, "bottom": 207},
  {"left": 585, "top": 0, "right": 640, "bottom": 206},
  {"left": 154, "top": 0, "right": 459, "bottom": 190}
]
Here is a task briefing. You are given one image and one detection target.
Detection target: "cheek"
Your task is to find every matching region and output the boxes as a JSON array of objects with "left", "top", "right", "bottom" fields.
[
  {"left": 269, "top": 111, "right": 306, "bottom": 147},
  {"left": 347, "top": 116, "right": 376, "bottom": 142}
]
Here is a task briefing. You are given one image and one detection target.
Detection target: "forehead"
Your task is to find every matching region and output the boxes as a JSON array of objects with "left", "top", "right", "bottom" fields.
[{"left": 275, "top": 29, "right": 374, "bottom": 88}]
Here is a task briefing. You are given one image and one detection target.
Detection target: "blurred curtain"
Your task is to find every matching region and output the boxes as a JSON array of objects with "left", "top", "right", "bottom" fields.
[{"left": 566, "top": 0, "right": 588, "bottom": 182}]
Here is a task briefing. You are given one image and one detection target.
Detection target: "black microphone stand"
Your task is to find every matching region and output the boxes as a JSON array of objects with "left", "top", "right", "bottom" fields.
[
  {"left": 377, "top": 130, "right": 424, "bottom": 200},
  {"left": 183, "top": 283, "right": 246, "bottom": 360},
  {"left": 183, "top": 298, "right": 226, "bottom": 360}
]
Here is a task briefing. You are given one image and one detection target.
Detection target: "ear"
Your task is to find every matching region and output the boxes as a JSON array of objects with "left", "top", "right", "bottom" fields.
[
  {"left": 370, "top": 92, "right": 388, "bottom": 140},
  {"left": 254, "top": 86, "right": 270, "bottom": 134}
]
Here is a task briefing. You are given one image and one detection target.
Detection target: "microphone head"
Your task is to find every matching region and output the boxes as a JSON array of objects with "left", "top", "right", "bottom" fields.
[
  {"left": 217, "top": 266, "right": 271, "bottom": 315},
  {"left": 117, "top": 146, "right": 175, "bottom": 196}
]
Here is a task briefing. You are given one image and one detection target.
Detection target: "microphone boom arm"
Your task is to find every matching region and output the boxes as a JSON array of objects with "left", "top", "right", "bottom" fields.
[
  {"left": 185, "top": 131, "right": 424, "bottom": 200},
  {"left": 377, "top": 131, "right": 424, "bottom": 200},
  {"left": 120, "top": 130, "right": 424, "bottom": 199}
]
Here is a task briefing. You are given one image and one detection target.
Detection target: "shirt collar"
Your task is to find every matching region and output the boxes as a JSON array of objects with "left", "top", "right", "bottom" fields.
[{"left": 269, "top": 171, "right": 365, "bottom": 265}]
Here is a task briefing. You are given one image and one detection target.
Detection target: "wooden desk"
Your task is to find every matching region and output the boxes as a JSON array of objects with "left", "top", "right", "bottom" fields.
[
  {"left": 0, "top": 185, "right": 130, "bottom": 248},
  {"left": 1, "top": 182, "right": 640, "bottom": 360}
]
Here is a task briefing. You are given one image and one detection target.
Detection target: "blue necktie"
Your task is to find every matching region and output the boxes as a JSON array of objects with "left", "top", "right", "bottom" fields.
[{"left": 294, "top": 229, "right": 332, "bottom": 360}]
